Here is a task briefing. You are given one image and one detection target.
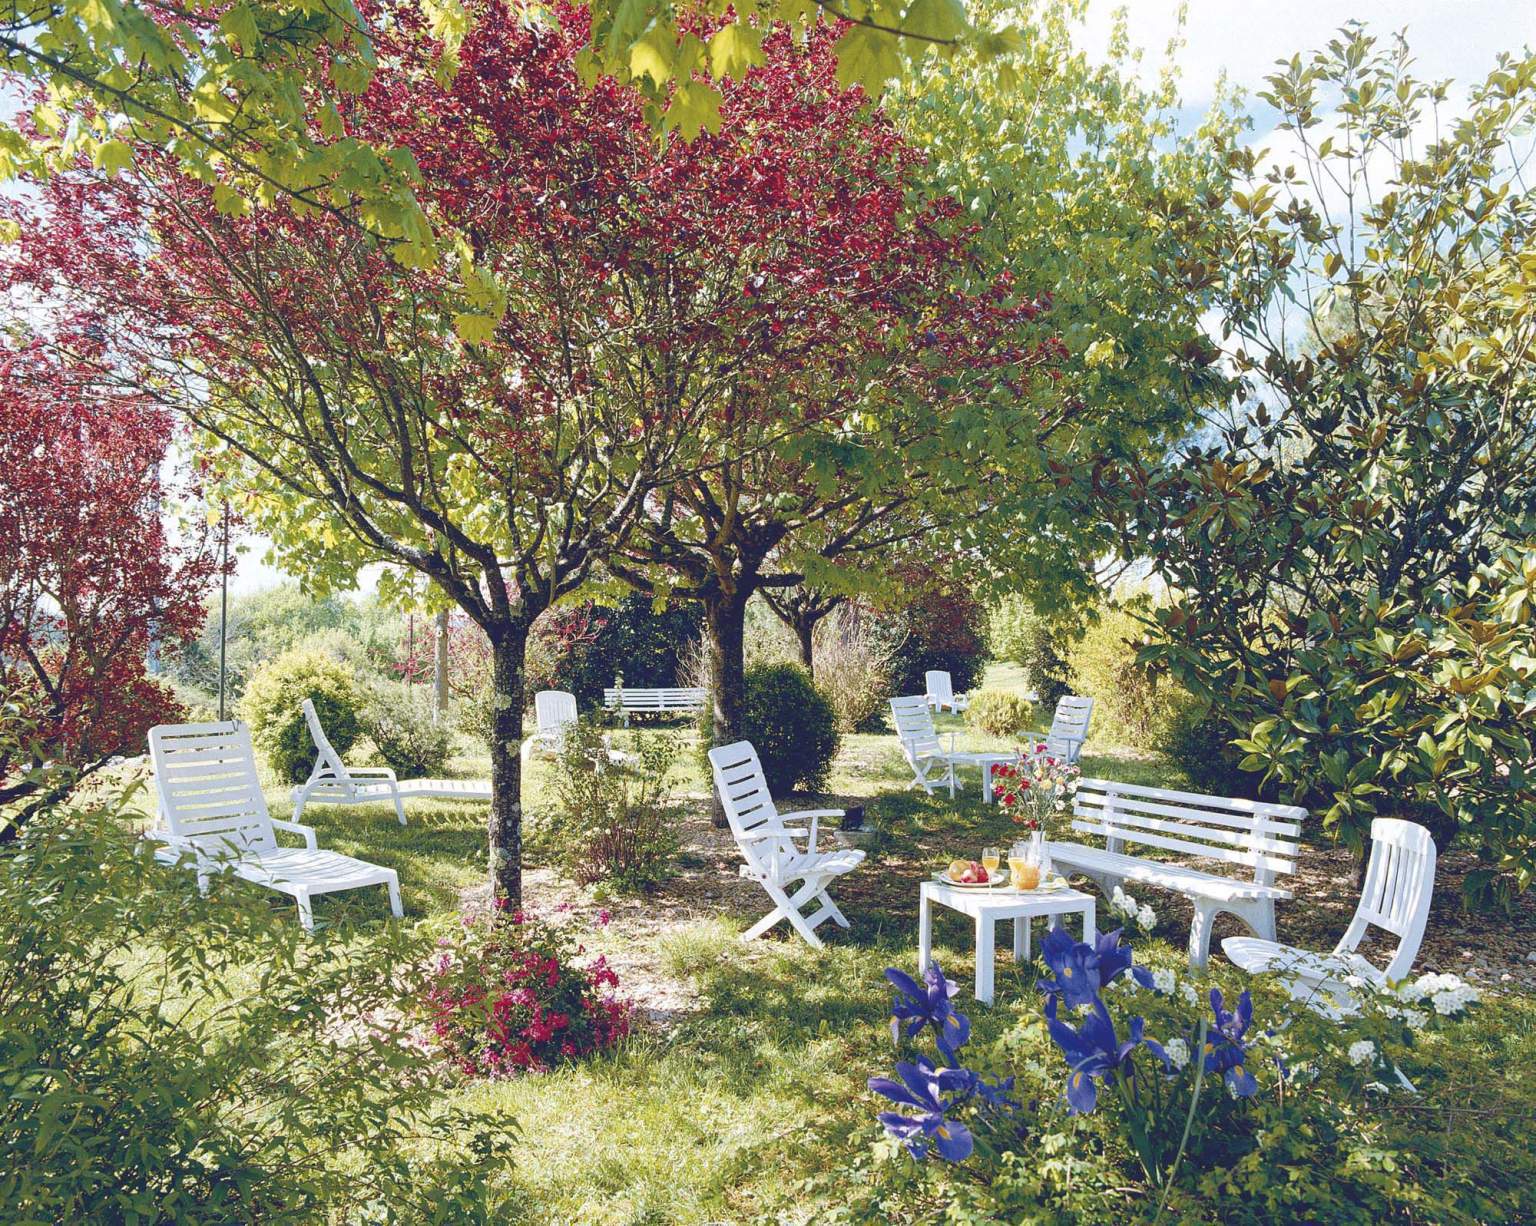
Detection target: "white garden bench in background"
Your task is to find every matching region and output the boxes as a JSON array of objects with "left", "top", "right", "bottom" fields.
[
  {"left": 602, "top": 685, "right": 706, "bottom": 726},
  {"left": 708, "top": 740, "right": 864, "bottom": 949},
  {"left": 148, "top": 720, "right": 402, "bottom": 931},
  {"left": 1225, "top": 817, "right": 1435, "bottom": 1005},
  {"left": 924, "top": 670, "right": 970, "bottom": 713},
  {"left": 291, "top": 698, "right": 490, "bottom": 825},
  {"left": 1049, "top": 778, "right": 1306, "bottom": 968}
]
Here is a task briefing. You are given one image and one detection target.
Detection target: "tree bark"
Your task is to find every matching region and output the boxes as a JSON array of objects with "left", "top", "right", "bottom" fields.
[
  {"left": 701, "top": 587, "right": 751, "bottom": 827},
  {"left": 795, "top": 616, "right": 814, "bottom": 673},
  {"left": 487, "top": 620, "right": 530, "bottom": 906},
  {"left": 432, "top": 609, "right": 450, "bottom": 725}
]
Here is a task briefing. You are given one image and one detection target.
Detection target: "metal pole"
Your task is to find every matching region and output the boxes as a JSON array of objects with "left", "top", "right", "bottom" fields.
[{"left": 217, "top": 502, "right": 229, "bottom": 720}]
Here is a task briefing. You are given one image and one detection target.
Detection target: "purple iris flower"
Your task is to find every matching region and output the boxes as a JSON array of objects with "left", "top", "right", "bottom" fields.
[
  {"left": 1203, "top": 988, "right": 1259, "bottom": 1097},
  {"left": 868, "top": 1056, "right": 975, "bottom": 1161},
  {"left": 885, "top": 962, "right": 971, "bottom": 1062},
  {"left": 1038, "top": 927, "right": 1153, "bottom": 1009},
  {"left": 1044, "top": 995, "right": 1170, "bottom": 1114}
]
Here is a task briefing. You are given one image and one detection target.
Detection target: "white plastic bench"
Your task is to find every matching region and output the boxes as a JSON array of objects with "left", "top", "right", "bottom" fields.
[
  {"left": 291, "top": 698, "right": 490, "bottom": 825},
  {"left": 1049, "top": 778, "right": 1306, "bottom": 968},
  {"left": 602, "top": 686, "right": 706, "bottom": 726}
]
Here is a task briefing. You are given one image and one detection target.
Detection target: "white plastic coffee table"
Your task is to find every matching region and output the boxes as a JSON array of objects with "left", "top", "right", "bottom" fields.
[
  {"left": 948, "top": 752, "right": 1017, "bottom": 803},
  {"left": 918, "top": 880, "right": 1096, "bottom": 1005}
]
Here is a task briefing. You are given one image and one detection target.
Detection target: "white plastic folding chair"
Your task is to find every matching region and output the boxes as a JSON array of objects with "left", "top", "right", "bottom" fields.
[
  {"left": 291, "top": 698, "right": 490, "bottom": 824},
  {"left": 924, "top": 670, "right": 970, "bottom": 713},
  {"left": 708, "top": 740, "right": 865, "bottom": 949},
  {"left": 890, "top": 695, "right": 964, "bottom": 797},
  {"left": 1030, "top": 695, "right": 1094, "bottom": 765},
  {"left": 1223, "top": 818, "right": 1437, "bottom": 1004},
  {"left": 522, "top": 690, "right": 579, "bottom": 762},
  {"left": 148, "top": 719, "right": 403, "bottom": 931}
]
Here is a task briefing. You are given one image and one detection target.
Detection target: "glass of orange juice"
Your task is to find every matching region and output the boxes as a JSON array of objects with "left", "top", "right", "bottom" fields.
[
  {"left": 1009, "top": 842, "right": 1041, "bottom": 890},
  {"left": 982, "top": 846, "right": 1000, "bottom": 876}
]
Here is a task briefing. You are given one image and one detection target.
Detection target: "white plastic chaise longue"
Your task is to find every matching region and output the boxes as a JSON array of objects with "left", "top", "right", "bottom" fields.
[
  {"left": 1223, "top": 817, "right": 1437, "bottom": 1009},
  {"left": 148, "top": 719, "right": 403, "bottom": 931},
  {"left": 292, "top": 698, "right": 491, "bottom": 825},
  {"left": 708, "top": 740, "right": 865, "bottom": 950}
]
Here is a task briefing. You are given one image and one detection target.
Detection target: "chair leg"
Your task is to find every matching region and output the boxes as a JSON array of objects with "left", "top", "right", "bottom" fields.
[
  {"left": 392, "top": 788, "right": 407, "bottom": 827},
  {"left": 386, "top": 873, "right": 403, "bottom": 918},
  {"left": 295, "top": 889, "right": 315, "bottom": 932},
  {"left": 822, "top": 894, "right": 850, "bottom": 929}
]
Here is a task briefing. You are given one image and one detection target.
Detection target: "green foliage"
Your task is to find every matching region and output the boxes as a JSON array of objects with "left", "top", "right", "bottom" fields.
[
  {"left": 365, "top": 684, "right": 452, "bottom": 779},
  {"left": 1069, "top": 601, "right": 1190, "bottom": 750},
  {"left": 527, "top": 597, "right": 700, "bottom": 712},
  {"left": 987, "top": 594, "right": 1074, "bottom": 709},
  {"left": 742, "top": 663, "right": 840, "bottom": 795},
  {"left": 1157, "top": 704, "right": 1268, "bottom": 801},
  {"left": 545, "top": 721, "right": 681, "bottom": 892},
  {"left": 811, "top": 606, "right": 895, "bottom": 734},
  {"left": 876, "top": 585, "right": 989, "bottom": 699},
  {"left": 965, "top": 689, "right": 1033, "bottom": 738},
  {"left": 0, "top": 765, "right": 514, "bottom": 1221},
  {"left": 240, "top": 648, "right": 363, "bottom": 784},
  {"left": 1098, "top": 28, "right": 1536, "bottom": 890}
]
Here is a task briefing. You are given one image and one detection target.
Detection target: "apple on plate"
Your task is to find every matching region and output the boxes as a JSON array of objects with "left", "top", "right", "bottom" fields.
[{"left": 947, "top": 859, "right": 989, "bottom": 884}]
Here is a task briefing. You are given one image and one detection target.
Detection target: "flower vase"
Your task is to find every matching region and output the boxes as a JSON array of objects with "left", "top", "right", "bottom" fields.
[{"left": 1029, "top": 830, "right": 1051, "bottom": 879}]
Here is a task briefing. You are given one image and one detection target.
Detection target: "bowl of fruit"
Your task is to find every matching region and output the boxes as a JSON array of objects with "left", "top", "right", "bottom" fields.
[{"left": 935, "top": 859, "right": 1006, "bottom": 888}]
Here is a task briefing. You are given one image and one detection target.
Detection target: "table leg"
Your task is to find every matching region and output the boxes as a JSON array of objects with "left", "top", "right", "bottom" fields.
[
  {"left": 918, "top": 887, "right": 932, "bottom": 973},
  {"left": 982, "top": 763, "right": 995, "bottom": 805},
  {"left": 1081, "top": 898, "right": 1096, "bottom": 946},
  {"left": 975, "top": 913, "right": 995, "bottom": 1005},
  {"left": 1013, "top": 913, "right": 1029, "bottom": 963}
]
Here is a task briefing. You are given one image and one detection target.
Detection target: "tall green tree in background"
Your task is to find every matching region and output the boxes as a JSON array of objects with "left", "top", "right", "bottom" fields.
[{"left": 1095, "top": 28, "right": 1536, "bottom": 901}]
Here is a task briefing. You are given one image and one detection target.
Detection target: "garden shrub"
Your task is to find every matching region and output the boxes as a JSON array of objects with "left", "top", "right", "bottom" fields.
[
  {"left": 526, "top": 596, "right": 701, "bottom": 710},
  {"left": 0, "top": 759, "right": 514, "bottom": 1221},
  {"left": 545, "top": 720, "right": 681, "bottom": 891},
  {"left": 364, "top": 684, "right": 451, "bottom": 779},
  {"left": 874, "top": 585, "right": 989, "bottom": 698},
  {"left": 426, "top": 905, "right": 631, "bottom": 1077},
  {"left": 964, "top": 690, "right": 1033, "bottom": 738},
  {"left": 741, "top": 662, "right": 840, "bottom": 794},
  {"left": 812, "top": 606, "right": 893, "bottom": 733},
  {"left": 1158, "top": 704, "right": 1269, "bottom": 800},
  {"left": 1069, "top": 602, "right": 1190, "bottom": 750},
  {"left": 987, "top": 594, "right": 1074, "bottom": 709},
  {"left": 239, "top": 647, "right": 363, "bottom": 783}
]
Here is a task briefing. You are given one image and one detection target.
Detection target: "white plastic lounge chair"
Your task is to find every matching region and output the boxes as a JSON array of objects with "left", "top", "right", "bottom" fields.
[
  {"left": 291, "top": 698, "right": 490, "bottom": 824},
  {"left": 522, "top": 690, "right": 578, "bottom": 762},
  {"left": 1224, "top": 818, "right": 1436, "bottom": 1004},
  {"left": 708, "top": 740, "right": 864, "bottom": 949},
  {"left": 890, "top": 695, "right": 966, "bottom": 797},
  {"left": 1028, "top": 695, "right": 1094, "bottom": 765},
  {"left": 924, "top": 670, "right": 970, "bottom": 713},
  {"left": 148, "top": 719, "right": 403, "bottom": 931}
]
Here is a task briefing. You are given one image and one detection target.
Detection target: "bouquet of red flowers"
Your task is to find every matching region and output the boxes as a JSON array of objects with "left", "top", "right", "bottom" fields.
[{"left": 991, "top": 743, "right": 1081, "bottom": 830}]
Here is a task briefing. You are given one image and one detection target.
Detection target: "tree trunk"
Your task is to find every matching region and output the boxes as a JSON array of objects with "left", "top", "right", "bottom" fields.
[
  {"left": 795, "top": 616, "right": 814, "bottom": 674},
  {"left": 702, "top": 588, "right": 751, "bottom": 827},
  {"left": 432, "top": 609, "right": 450, "bottom": 725},
  {"left": 487, "top": 621, "right": 530, "bottom": 906}
]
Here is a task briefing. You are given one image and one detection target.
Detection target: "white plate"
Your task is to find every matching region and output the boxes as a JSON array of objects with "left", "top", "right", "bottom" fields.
[
  {"left": 933, "top": 869, "right": 1009, "bottom": 889},
  {"left": 1005, "top": 876, "right": 1071, "bottom": 894}
]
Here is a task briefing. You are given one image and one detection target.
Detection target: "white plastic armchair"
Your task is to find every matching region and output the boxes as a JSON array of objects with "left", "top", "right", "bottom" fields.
[
  {"left": 889, "top": 695, "right": 963, "bottom": 798},
  {"left": 522, "top": 690, "right": 579, "bottom": 762},
  {"left": 1224, "top": 818, "right": 1437, "bottom": 1007},
  {"left": 1028, "top": 695, "right": 1094, "bottom": 766},
  {"left": 708, "top": 740, "right": 864, "bottom": 949},
  {"left": 148, "top": 719, "right": 402, "bottom": 931},
  {"left": 924, "top": 670, "right": 970, "bottom": 713}
]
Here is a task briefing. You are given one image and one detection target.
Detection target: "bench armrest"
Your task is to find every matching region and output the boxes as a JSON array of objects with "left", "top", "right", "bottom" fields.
[{"left": 271, "top": 819, "right": 319, "bottom": 850}]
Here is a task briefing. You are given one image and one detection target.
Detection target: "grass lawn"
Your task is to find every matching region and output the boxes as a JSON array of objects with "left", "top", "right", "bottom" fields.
[{"left": 115, "top": 677, "right": 1536, "bottom": 1223}]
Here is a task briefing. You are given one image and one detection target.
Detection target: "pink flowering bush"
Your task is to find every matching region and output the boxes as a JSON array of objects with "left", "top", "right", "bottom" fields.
[{"left": 426, "top": 905, "right": 631, "bottom": 1077}]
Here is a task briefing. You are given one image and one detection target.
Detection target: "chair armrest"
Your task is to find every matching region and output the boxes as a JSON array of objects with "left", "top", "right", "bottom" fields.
[
  {"left": 738, "top": 824, "right": 809, "bottom": 843},
  {"left": 271, "top": 819, "right": 319, "bottom": 849},
  {"left": 779, "top": 808, "right": 843, "bottom": 850},
  {"left": 343, "top": 766, "right": 399, "bottom": 781}
]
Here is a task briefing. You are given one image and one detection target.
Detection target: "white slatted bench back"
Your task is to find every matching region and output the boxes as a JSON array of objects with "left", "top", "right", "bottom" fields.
[
  {"left": 603, "top": 687, "right": 706, "bottom": 712},
  {"left": 534, "top": 690, "right": 578, "bottom": 734},
  {"left": 1340, "top": 818, "right": 1436, "bottom": 981},
  {"left": 925, "top": 670, "right": 957, "bottom": 705},
  {"left": 1073, "top": 778, "right": 1305, "bottom": 885},
  {"left": 1047, "top": 696, "right": 1094, "bottom": 747},
  {"left": 889, "top": 695, "right": 944, "bottom": 756},
  {"left": 708, "top": 740, "right": 794, "bottom": 877},
  {"left": 149, "top": 720, "right": 276, "bottom": 855}
]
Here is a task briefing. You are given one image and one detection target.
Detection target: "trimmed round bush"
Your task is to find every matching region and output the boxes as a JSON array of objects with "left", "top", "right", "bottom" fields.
[
  {"left": 742, "top": 663, "right": 840, "bottom": 795},
  {"left": 965, "top": 690, "right": 1034, "bottom": 738},
  {"left": 365, "top": 685, "right": 451, "bottom": 779},
  {"left": 240, "top": 647, "right": 363, "bottom": 783}
]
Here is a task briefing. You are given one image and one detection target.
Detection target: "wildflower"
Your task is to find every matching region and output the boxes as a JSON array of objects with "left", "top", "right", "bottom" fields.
[
  {"left": 1138, "top": 905, "right": 1157, "bottom": 930},
  {"left": 1152, "top": 968, "right": 1176, "bottom": 995},
  {"left": 1044, "top": 995, "right": 1169, "bottom": 1114},
  {"left": 869, "top": 1057, "right": 976, "bottom": 1161},
  {"left": 1178, "top": 983, "right": 1200, "bottom": 1007},
  {"left": 1347, "top": 1039, "right": 1376, "bottom": 1066},
  {"left": 1203, "top": 989, "right": 1259, "bottom": 1097},
  {"left": 1165, "top": 1037, "right": 1191, "bottom": 1070},
  {"left": 886, "top": 962, "right": 971, "bottom": 1061},
  {"left": 596, "top": 908, "right": 612, "bottom": 927}
]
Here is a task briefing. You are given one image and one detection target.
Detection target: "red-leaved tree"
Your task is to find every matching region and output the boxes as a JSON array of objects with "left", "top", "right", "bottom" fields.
[{"left": 0, "top": 341, "right": 216, "bottom": 818}]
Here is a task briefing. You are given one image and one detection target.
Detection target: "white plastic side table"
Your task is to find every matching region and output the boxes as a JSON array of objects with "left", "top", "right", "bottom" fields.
[{"left": 918, "top": 881, "right": 1097, "bottom": 1005}]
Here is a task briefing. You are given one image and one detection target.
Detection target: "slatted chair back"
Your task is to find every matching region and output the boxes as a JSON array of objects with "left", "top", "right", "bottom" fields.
[
  {"left": 707, "top": 741, "right": 797, "bottom": 876},
  {"left": 149, "top": 720, "right": 277, "bottom": 855},
  {"left": 1338, "top": 819, "right": 1437, "bottom": 982},
  {"left": 889, "top": 695, "right": 943, "bottom": 754},
  {"left": 1044, "top": 696, "right": 1095, "bottom": 759},
  {"left": 301, "top": 698, "right": 361, "bottom": 795},
  {"left": 925, "top": 670, "right": 957, "bottom": 706},
  {"left": 1073, "top": 778, "right": 1305, "bottom": 887},
  {"left": 534, "top": 690, "right": 578, "bottom": 736}
]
